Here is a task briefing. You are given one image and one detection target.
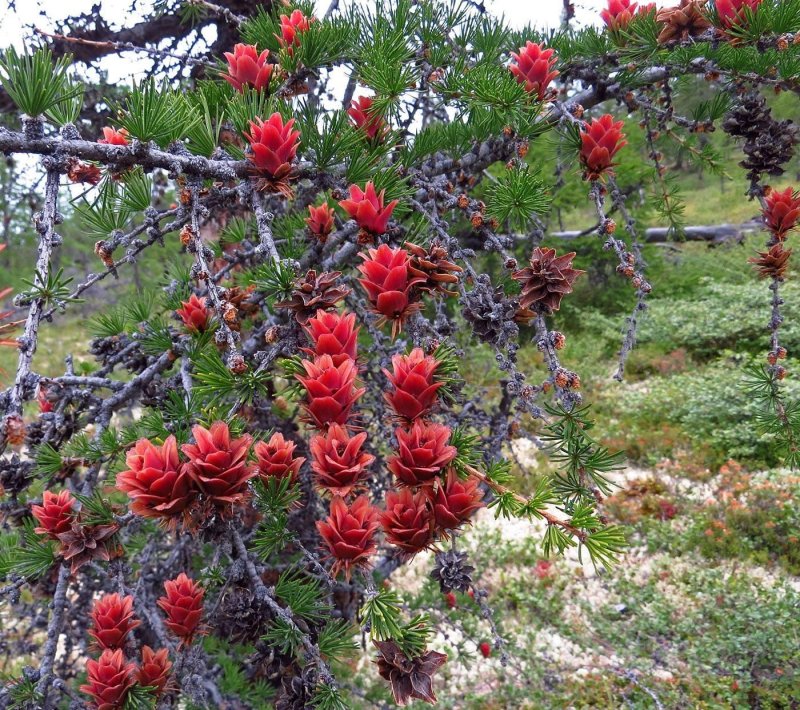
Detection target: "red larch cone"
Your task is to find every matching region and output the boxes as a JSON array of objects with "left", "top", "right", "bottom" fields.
[
  {"left": 763, "top": 186, "right": 800, "bottom": 240},
  {"left": 79, "top": 648, "right": 136, "bottom": 710},
  {"left": 175, "top": 294, "right": 211, "bottom": 333},
  {"left": 157, "top": 573, "right": 205, "bottom": 646},
  {"left": 221, "top": 43, "right": 274, "bottom": 92},
  {"left": 302, "top": 309, "right": 360, "bottom": 365},
  {"left": 339, "top": 182, "right": 399, "bottom": 236},
  {"left": 508, "top": 41, "right": 559, "bottom": 101},
  {"left": 310, "top": 423, "right": 374, "bottom": 496},
  {"left": 31, "top": 489, "right": 76, "bottom": 538},
  {"left": 89, "top": 593, "right": 141, "bottom": 651},
  {"left": 137, "top": 646, "right": 172, "bottom": 697},
  {"left": 433, "top": 470, "right": 484, "bottom": 533},
  {"left": 579, "top": 114, "right": 627, "bottom": 180},
  {"left": 388, "top": 421, "right": 456, "bottom": 488},
  {"left": 382, "top": 348, "right": 443, "bottom": 422},
  {"left": 296, "top": 354, "right": 365, "bottom": 429},
  {"left": 253, "top": 432, "right": 305, "bottom": 483},
  {"left": 316, "top": 494, "right": 379, "bottom": 580},
  {"left": 380, "top": 488, "right": 435, "bottom": 555}
]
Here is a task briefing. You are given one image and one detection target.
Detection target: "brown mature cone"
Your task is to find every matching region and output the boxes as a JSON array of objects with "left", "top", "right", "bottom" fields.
[
  {"left": 276, "top": 270, "right": 351, "bottom": 324},
  {"left": 512, "top": 247, "right": 585, "bottom": 313},
  {"left": 405, "top": 240, "right": 463, "bottom": 296},
  {"left": 374, "top": 640, "right": 448, "bottom": 706},
  {"left": 749, "top": 243, "right": 792, "bottom": 279},
  {"left": 56, "top": 522, "right": 120, "bottom": 574},
  {"left": 656, "top": 0, "right": 712, "bottom": 43}
]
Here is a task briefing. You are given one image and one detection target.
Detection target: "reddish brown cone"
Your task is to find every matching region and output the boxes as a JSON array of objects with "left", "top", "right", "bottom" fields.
[
  {"left": 374, "top": 640, "right": 447, "bottom": 706},
  {"left": 512, "top": 246, "right": 584, "bottom": 313},
  {"left": 749, "top": 243, "right": 792, "bottom": 279}
]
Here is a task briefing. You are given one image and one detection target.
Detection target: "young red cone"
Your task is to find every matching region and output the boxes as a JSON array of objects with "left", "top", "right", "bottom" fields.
[
  {"left": 339, "top": 182, "right": 399, "bottom": 236},
  {"left": 253, "top": 432, "right": 305, "bottom": 484},
  {"left": 98, "top": 127, "right": 129, "bottom": 145},
  {"left": 579, "top": 114, "right": 627, "bottom": 180},
  {"left": 479, "top": 641, "right": 492, "bottom": 658},
  {"left": 276, "top": 9, "right": 313, "bottom": 54},
  {"left": 176, "top": 294, "right": 211, "bottom": 333},
  {"left": 509, "top": 41, "right": 559, "bottom": 101},
  {"left": 316, "top": 494, "right": 379, "bottom": 580},
  {"left": 79, "top": 648, "right": 136, "bottom": 710},
  {"left": 348, "top": 95, "right": 388, "bottom": 140},
  {"left": 433, "top": 470, "right": 484, "bottom": 532},
  {"left": 383, "top": 348, "right": 443, "bottom": 422},
  {"left": 181, "top": 422, "right": 255, "bottom": 512},
  {"left": 600, "top": 0, "right": 654, "bottom": 31},
  {"left": 310, "top": 423, "right": 374, "bottom": 496},
  {"left": 157, "top": 573, "right": 204, "bottom": 646},
  {"left": 763, "top": 186, "right": 800, "bottom": 240},
  {"left": 303, "top": 309, "right": 359, "bottom": 365},
  {"left": 388, "top": 421, "right": 456, "bottom": 488},
  {"left": 31, "top": 489, "right": 76, "bottom": 539},
  {"left": 306, "top": 202, "right": 335, "bottom": 242},
  {"left": 221, "top": 43, "right": 274, "bottom": 92},
  {"left": 380, "top": 488, "right": 435, "bottom": 555},
  {"left": 296, "top": 354, "right": 365, "bottom": 428},
  {"left": 116, "top": 436, "right": 196, "bottom": 526},
  {"left": 89, "top": 593, "right": 141, "bottom": 651},
  {"left": 715, "top": 0, "right": 762, "bottom": 29},
  {"left": 137, "top": 646, "right": 172, "bottom": 697},
  {"left": 357, "top": 244, "right": 423, "bottom": 337},
  {"left": 244, "top": 113, "right": 301, "bottom": 190}
]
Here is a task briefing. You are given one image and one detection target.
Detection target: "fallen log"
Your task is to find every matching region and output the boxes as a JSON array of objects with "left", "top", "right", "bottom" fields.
[{"left": 548, "top": 221, "right": 762, "bottom": 244}]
